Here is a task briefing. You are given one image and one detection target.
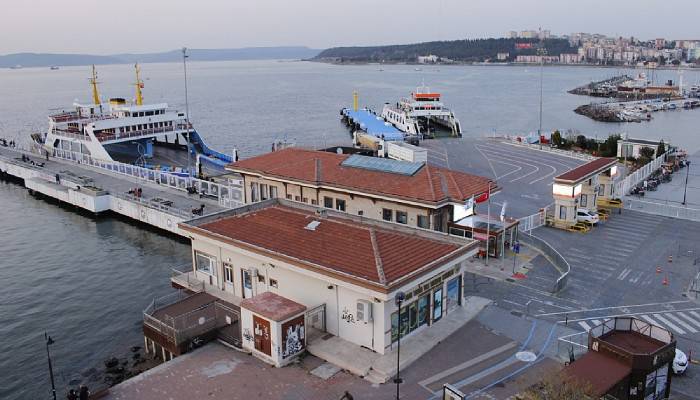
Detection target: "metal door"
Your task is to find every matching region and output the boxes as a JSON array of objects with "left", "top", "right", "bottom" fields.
[{"left": 253, "top": 315, "right": 271, "bottom": 356}]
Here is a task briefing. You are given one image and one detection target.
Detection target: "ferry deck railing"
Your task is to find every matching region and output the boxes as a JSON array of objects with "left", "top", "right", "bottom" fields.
[
  {"left": 614, "top": 150, "right": 670, "bottom": 197},
  {"left": 48, "top": 147, "right": 244, "bottom": 209},
  {"left": 96, "top": 125, "right": 175, "bottom": 142}
]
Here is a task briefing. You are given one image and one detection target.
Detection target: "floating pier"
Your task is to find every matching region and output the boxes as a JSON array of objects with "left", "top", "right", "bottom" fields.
[{"left": 0, "top": 146, "right": 243, "bottom": 237}]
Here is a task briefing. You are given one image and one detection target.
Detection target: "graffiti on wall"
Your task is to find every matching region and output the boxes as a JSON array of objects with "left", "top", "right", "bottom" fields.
[
  {"left": 281, "top": 315, "right": 305, "bottom": 359},
  {"left": 341, "top": 307, "right": 356, "bottom": 324}
]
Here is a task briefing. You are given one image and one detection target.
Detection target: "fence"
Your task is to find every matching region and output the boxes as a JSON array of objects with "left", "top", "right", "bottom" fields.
[
  {"left": 518, "top": 232, "right": 571, "bottom": 293},
  {"left": 556, "top": 331, "right": 588, "bottom": 363},
  {"left": 517, "top": 204, "right": 553, "bottom": 233},
  {"left": 614, "top": 150, "right": 670, "bottom": 197},
  {"left": 496, "top": 136, "right": 597, "bottom": 161},
  {"left": 623, "top": 198, "right": 700, "bottom": 222},
  {"left": 50, "top": 147, "right": 244, "bottom": 208}
]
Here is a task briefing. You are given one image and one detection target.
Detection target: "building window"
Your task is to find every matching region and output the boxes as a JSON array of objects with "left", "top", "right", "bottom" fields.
[
  {"left": 598, "top": 184, "right": 605, "bottom": 196},
  {"left": 224, "top": 263, "right": 234, "bottom": 284},
  {"left": 270, "top": 186, "right": 278, "bottom": 199},
  {"left": 195, "top": 251, "right": 216, "bottom": 275},
  {"left": 311, "top": 199, "right": 318, "bottom": 205},
  {"left": 580, "top": 194, "right": 587, "bottom": 208},
  {"left": 302, "top": 197, "right": 309, "bottom": 203},
  {"left": 336, "top": 199, "right": 346, "bottom": 212},
  {"left": 396, "top": 211, "right": 408, "bottom": 224},
  {"left": 559, "top": 205, "right": 567, "bottom": 220},
  {"left": 390, "top": 293, "right": 431, "bottom": 344},
  {"left": 433, "top": 288, "right": 443, "bottom": 321},
  {"left": 323, "top": 196, "right": 333, "bottom": 208},
  {"left": 286, "top": 194, "right": 293, "bottom": 200},
  {"left": 250, "top": 183, "right": 259, "bottom": 202},
  {"left": 295, "top": 195, "right": 301, "bottom": 202},
  {"left": 269, "top": 278, "right": 278, "bottom": 288},
  {"left": 417, "top": 215, "right": 429, "bottom": 229},
  {"left": 257, "top": 274, "right": 266, "bottom": 283},
  {"left": 260, "top": 184, "right": 268, "bottom": 200},
  {"left": 358, "top": 210, "right": 364, "bottom": 216},
  {"left": 382, "top": 208, "right": 393, "bottom": 221}
]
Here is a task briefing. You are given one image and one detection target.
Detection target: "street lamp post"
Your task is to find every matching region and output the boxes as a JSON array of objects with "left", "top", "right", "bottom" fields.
[
  {"left": 682, "top": 161, "right": 691, "bottom": 205},
  {"left": 45, "top": 332, "right": 57, "bottom": 400},
  {"left": 182, "top": 47, "right": 191, "bottom": 178},
  {"left": 394, "top": 291, "right": 406, "bottom": 400}
]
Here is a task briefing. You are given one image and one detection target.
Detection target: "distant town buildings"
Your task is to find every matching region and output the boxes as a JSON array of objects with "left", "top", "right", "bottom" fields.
[
  {"left": 506, "top": 29, "right": 700, "bottom": 66},
  {"left": 417, "top": 54, "right": 439, "bottom": 64}
]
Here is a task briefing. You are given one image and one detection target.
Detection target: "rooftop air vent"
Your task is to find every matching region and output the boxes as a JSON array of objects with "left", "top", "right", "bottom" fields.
[{"left": 305, "top": 220, "right": 321, "bottom": 231}]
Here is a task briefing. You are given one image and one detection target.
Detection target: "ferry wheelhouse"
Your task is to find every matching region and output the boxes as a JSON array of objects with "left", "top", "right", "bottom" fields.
[
  {"left": 34, "top": 65, "right": 232, "bottom": 174},
  {"left": 380, "top": 86, "right": 462, "bottom": 138}
]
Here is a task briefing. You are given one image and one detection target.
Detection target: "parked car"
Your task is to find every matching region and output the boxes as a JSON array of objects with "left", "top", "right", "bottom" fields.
[
  {"left": 576, "top": 208, "right": 600, "bottom": 225},
  {"left": 673, "top": 349, "right": 688, "bottom": 375}
]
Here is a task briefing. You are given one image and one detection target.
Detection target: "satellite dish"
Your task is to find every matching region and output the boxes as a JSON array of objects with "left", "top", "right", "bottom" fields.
[{"left": 336, "top": 147, "right": 343, "bottom": 154}]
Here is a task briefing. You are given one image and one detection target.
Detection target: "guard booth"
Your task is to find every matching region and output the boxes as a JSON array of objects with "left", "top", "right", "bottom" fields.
[{"left": 551, "top": 158, "right": 618, "bottom": 230}]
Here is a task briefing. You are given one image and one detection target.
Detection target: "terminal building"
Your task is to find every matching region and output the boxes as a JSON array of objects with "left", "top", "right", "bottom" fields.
[
  {"left": 225, "top": 147, "right": 495, "bottom": 233},
  {"left": 143, "top": 199, "right": 479, "bottom": 364}
]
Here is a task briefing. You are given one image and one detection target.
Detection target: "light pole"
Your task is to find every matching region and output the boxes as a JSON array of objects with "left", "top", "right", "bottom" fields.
[
  {"left": 45, "top": 332, "right": 57, "bottom": 400},
  {"left": 682, "top": 161, "right": 691, "bottom": 205},
  {"left": 182, "top": 47, "right": 191, "bottom": 178},
  {"left": 394, "top": 291, "right": 406, "bottom": 400}
]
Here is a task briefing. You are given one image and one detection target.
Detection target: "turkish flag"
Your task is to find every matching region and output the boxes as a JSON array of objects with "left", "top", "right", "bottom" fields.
[{"left": 475, "top": 191, "right": 490, "bottom": 203}]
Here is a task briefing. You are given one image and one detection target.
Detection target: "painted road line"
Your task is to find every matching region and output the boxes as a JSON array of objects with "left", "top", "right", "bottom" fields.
[
  {"left": 591, "top": 319, "right": 602, "bottom": 326},
  {"left": 690, "top": 311, "right": 700, "bottom": 321},
  {"left": 578, "top": 321, "right": 591, "bottom": 331},
  {"left": 640, "top": 314, "right": 660, "bottom": 327},
  {"left": 629, "top": 271, "right": 645, "bottom": 284},
  {"left": 653, "top": 314, "right": 686, "bottom": 335},
  {"left": 418, "top": 341, "right": 518, "bottom": 390},
  {"left": 665, "top": 313, "right": 698, "bottom": 333},
  {"left": 536, "top": 300, "right": 692, "bottom": 317},
  {"left": 679, "top": 312, "right": 700, "bottom": 329},
  {"left": 618, "top": 268, "right": 633, "bottom": 280}
]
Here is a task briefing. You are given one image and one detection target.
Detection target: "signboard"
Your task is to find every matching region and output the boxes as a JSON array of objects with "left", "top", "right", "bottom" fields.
[{"left": 443, "top": 384, "right": 466, "bottom": 400}]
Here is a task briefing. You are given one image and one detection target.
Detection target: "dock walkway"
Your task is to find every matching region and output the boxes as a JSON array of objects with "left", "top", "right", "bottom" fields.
[{"left": 0, "top": 146, "right": 234, "bottom": 236}]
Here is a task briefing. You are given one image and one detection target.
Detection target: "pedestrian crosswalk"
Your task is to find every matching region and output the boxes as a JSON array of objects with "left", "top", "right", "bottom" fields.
[{"left": 576, "top": 310, "right": 700, "bottom": 336}]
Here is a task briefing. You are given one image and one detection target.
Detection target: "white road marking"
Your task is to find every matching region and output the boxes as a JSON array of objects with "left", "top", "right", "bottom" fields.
[
  {"left": 488, "top": 159, "right": 524, "bottom": 180},
  {"left": 536, "top": 300, "right": 691, "bottom": 317},
  {"left": 653, "top": 313, "right": 686, "bottom": 335},
  {"left": 677, "top": 313, "right": 700, "bottom": 329},
  {"left": 591, "top": 319, "right": 602, "bottom": 326},
  {"left": 640, "top": 314, "right": 660, "bottom": 326},
  {"left": 618, "top": 268, "right": 632, "bottom": 280},
  {"left": 475, "top": 146, "right": 543, "bottom": 182},
  {"left": 689, "top": 311, "right": 700, "bottom": 322},
  {"left": 665, "top": 313, "right": 698, "bottom": 333},
  {"left": 578, "top": 321, "right": 592, "bottom": 331},
  {"left": 628, "top": 271, "right": 644, "bottom": 284}
]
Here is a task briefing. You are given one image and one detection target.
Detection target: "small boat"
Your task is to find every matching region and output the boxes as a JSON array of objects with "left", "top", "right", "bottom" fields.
[
  {"left": 9, "top": 64, "right": 22, "bottom": 69},
  {"left": 50, "top": 66, "right": 60, "bottom": 70}
]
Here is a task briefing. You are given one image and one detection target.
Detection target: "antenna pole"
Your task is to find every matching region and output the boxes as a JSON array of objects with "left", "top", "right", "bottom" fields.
[
  {"left": 90, "top": 65, "right": 101, "bottom": 105},
  {"left": 182, "top": 47, "right": 191, "bottom": 178},
  {"left": 135, "top": 63, "right": 144, "bottom": 106}
]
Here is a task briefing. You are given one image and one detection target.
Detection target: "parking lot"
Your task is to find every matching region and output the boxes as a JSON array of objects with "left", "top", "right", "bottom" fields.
[{"left": 421, "top": 138, "right": 585, "bottom": 218}]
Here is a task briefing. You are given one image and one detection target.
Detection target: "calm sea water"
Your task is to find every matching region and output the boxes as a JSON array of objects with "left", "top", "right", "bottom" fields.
[{"left": 1, "top": 60, "right": 699, "bottom": 399}]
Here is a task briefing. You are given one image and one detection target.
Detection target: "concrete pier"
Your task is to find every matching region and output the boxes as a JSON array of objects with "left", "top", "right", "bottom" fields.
[{"left": 0, "top": 146, "right": 238, "bottom": 237}]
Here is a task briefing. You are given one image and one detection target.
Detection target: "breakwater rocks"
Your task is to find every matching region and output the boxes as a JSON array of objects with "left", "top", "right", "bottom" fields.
[
  {"left": 574, "top": 104, "right": 625, "bottom": 122},
  {"left": 569, "top": 75, "right": 632, "bottom": 97}
]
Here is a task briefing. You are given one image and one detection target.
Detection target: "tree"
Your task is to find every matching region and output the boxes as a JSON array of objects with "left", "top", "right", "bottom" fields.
[
  {"left": 551, "top": 130, "right": 563, "bottom": 147},
  {"left": 521, "top": 371, "right": 594, "bottom": 400},
  {"left": 575, "top": 135, "right": 587, "bottom": 149},
  {"left": 600, "top": 134, "right": 621, "bottom": 157},
  {"left": 657, "top": 140, "right": 666, "bottom": 157}
]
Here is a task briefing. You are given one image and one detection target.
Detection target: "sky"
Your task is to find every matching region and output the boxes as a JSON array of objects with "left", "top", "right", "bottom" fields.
[{"left": 2, "top": 0, "right": 699, "bottom": 55}]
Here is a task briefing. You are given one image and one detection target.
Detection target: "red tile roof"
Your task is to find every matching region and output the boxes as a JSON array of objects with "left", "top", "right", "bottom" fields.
[
  {"left": 228, "top": 148, "right": 495, "bottom": 205},
  {"left": 555, "top": 157, "right": 617, "bottom": 183},
  {"left": 241, "top": 292, "right": 306, "bottom": 322},
  {"left": 183, "top": 204, "right": 473, "bottom": 290}
]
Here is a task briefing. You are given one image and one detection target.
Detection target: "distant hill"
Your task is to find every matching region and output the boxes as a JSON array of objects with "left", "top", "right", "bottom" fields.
[
  {"left": 0, "top": 47, "right": 321, "bottom": 68},
  {"left": 314, "top": 38, "right": 577, "bottom": 63}
]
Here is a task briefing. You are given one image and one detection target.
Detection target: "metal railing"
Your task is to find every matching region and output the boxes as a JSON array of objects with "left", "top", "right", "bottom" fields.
[
  {"left": 614, "top": 150, "right": 670, "bottom": 197},
  {"left": 50, "top": 147, "right": 244, "bottom": 208},
  {"left": 556, "top": 331, "right": 588, "bottom": 362},
  {"left": 517, "top": 204, "right": 553, "bottom": 233},
  {"left": 623, "top": 198, "right": 700, "bottom": 222},
  {"left": 96, "top": 126, "right": 175, "bottom": 142},
  {"left": 170, "top": 268, "right": 205, "bottom": 292},
  {"left": 496, "top": 136, "right": 597, "bottom": 161},
  {"left": 112, "top": 192, "right": 194, "bottom": 219},
  {"left": 518, "top": 232, "right": 571, "bottom": 293}
]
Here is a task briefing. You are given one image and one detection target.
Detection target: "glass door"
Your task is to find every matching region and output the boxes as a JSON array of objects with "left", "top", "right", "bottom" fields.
[
  {"left": 242, "top": 269, "right": 253, "bottom": 298},
  {"left": 223, "top": 262, "right": 234, "bottom": 293}
]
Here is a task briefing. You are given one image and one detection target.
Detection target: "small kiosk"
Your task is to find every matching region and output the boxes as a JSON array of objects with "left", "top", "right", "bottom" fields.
[{"left": 240, "top": 292, "right": 307, "bottom": 367}]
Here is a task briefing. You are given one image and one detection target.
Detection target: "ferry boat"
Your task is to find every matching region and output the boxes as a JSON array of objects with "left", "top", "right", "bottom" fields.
[
  {"left": 31, "top": 64, "right": 233, "bottom": 175},
  {"left": 380, "top": 85, "right": 462, "bottom": 138}
]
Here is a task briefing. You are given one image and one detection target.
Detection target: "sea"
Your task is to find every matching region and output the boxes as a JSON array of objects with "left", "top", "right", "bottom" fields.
[{"left": 1, "top": 60, "right": 699, "bottom": 399}]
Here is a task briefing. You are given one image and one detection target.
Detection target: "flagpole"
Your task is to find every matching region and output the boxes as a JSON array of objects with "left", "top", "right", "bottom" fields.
[{"left": 485, "top": 185, "right": 491, "bottom": 266}]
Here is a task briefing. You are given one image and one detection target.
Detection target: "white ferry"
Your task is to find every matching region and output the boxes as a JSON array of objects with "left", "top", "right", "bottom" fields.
[
  {"left": 32, "top": 64, "right": 233, "bottom": 174},
  {"left": 380, "top": 86, "right": 462, "bottom": 138}
]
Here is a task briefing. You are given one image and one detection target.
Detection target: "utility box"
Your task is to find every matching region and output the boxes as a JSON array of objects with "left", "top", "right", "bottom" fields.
[{"left": 386, "top": 141, "right": 428, "bottom": 163}]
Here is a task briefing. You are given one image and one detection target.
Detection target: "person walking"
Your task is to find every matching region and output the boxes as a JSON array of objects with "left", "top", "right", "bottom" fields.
[{"left": 66, "top": 389, "right": 78, "bottom": 400}]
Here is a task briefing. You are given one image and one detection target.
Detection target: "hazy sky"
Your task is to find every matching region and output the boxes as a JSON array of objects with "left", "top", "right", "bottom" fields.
[{"left": 2, "top": 0, "right": 699, "bottom": 54}]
